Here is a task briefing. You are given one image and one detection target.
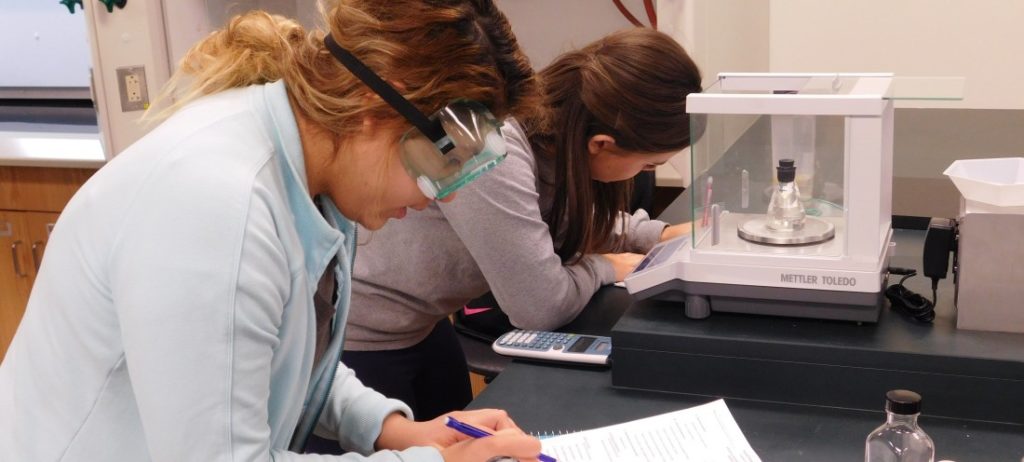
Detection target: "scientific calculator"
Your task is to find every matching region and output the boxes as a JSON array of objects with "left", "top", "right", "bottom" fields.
[{"left": 492, "top": 329, "right": 612, "bottom": 365}]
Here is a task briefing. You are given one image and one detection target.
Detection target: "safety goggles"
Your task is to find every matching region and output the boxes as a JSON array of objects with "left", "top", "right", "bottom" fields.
[{"left": 324, "top": 34, "right": 507, "bottom": 199}]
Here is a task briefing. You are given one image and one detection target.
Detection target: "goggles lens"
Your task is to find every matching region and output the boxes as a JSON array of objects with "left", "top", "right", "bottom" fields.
[{"left": 399, "top": 99, "right": 507, "bottom": 199}]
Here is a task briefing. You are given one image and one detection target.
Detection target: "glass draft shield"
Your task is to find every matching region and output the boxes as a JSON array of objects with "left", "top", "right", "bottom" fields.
[{"left": 324, "top": 34, "right": 507, "bottom": 199}]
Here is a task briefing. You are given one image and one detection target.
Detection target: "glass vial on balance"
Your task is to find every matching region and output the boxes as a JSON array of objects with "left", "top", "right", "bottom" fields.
[
  {"left": 865, "top": 390, "right": 935, "bottom": 462},
  {"left": 767, "top": 159, "right": 806, "bottom": 231}
]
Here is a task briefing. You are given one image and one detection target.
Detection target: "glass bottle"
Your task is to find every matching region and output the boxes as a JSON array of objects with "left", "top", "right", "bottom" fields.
[
  {"left": 766, "top": 159, "right": 806, "bottom": 231},
  {"left": 865, "top": 390, "right": 935, "bottom": 462}
]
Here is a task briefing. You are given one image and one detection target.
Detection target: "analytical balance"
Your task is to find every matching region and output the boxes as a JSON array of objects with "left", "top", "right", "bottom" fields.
[{"left": 625, "top": 73, "right": 898, "bottom": 322}]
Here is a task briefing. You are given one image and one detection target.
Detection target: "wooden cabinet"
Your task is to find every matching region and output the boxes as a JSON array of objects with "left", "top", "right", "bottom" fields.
[{"left": 1, "top": 166, "right": 96, "bottom": 359}]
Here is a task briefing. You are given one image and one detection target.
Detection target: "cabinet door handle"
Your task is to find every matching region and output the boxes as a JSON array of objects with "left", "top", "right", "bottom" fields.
[
  {"left": 11, "top": 240, "right": 28, "bottom": 278},
  {"left": 31, "top": 240, "right": 45, "bottom": 271}
]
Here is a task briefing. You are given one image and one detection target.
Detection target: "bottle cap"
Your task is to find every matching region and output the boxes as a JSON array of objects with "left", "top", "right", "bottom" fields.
[
  {"left": 885, "top": 389, "right": 922, "bottom": 415},
  {"left": 777, "top": 159, "right": 796, "bottom": 183}
]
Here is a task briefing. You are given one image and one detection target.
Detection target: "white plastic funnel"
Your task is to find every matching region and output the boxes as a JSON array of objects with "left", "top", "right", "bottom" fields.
[{"left": 944, "top": 157, "right": 1024, "bottom": 207}]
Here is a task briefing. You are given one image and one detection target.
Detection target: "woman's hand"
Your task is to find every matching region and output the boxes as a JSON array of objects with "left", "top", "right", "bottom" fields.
[
  {"left": 440, "top": 428, "right": 542, "bottom": 462},
  {"left": 375, "top": 409, "right": 542, "bottom": 461},
  {"left": 600, "top": 252, "right": 645, "bottom": 282},
  {"left": 660, "top": 222, "right": 692, "bottom": 242}
]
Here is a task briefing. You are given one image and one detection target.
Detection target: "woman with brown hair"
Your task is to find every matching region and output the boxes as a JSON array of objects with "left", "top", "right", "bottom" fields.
[
  {"left": 345, "top": 28, "right": 703, "bottom": 419},
  {"left": 0, "top": 1, "right": 547, "bottom": 461}
]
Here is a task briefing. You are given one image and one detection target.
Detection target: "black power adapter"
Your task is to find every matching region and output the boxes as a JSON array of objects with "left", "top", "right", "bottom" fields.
[
  {"left": 923, "top": 218, "right": 957, "bottom": 282},
  {"left": 885, "top": 218, "right": 958, "bottom": 323}
]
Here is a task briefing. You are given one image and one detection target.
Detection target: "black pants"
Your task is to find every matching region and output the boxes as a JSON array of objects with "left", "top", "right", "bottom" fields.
[
  {"left": 305, "top": 320, "right": 472, "bottom": 454},
  {"left": 344, "top": 319, "right": 473, "bottom": 420}
]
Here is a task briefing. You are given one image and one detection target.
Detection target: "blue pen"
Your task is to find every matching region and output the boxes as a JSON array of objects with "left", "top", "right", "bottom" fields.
[{"left": 444, "top": 416, "right": 557, "bottom": 462}]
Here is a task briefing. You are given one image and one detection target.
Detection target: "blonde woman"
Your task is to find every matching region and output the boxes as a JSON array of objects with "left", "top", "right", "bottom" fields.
[{"left": 0, "top": 1, "right": 545, "bottom": 461}]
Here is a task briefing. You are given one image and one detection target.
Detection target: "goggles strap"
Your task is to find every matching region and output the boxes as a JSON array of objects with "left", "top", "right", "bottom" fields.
[{"left": 324, "top": 34, "right": 453, "bottom": 152}]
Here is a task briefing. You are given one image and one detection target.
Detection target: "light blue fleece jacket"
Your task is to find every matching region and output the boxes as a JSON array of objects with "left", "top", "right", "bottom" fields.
[{"left": 0, "top": 81, "right": 441, "bottom": 462}]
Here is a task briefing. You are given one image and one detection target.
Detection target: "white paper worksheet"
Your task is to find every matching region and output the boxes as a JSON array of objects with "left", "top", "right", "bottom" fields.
[{"left": 540, "top": 399, "right": 761, "bottom": 462}]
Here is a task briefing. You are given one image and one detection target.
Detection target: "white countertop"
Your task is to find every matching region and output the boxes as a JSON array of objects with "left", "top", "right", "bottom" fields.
[{"left": 0, "top": 123, "right": 106, "bottom": 169}]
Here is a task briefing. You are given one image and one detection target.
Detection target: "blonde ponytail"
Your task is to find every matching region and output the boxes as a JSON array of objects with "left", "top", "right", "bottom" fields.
[{"left": 148, "top": 11, "right": 307, "bottom": 120}]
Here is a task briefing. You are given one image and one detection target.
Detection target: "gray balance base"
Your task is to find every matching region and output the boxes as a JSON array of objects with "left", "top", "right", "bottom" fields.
[
  {"left": 610, "top": 298, "right": 1024, "bottom": 425},
  {"left": 630, "top": 279, "right": 884, "bottom": 323}
]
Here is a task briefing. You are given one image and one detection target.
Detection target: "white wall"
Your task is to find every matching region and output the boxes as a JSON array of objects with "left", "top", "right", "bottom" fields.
[
  {"left": 769, "top": 0, "right": 1024, "bottom": 110},
  {"left": 659, "top": 0, "right": 769, "bottom": 88},
  {"left": 164, "top": 0, "right": 320, "bottom": 73},
  {"left": 656, "top": 0, "right": 770, "bottom": 187},
  {"left": 494, "top": 0, "right": 651, "bottom": 69},
  {"left": 766, "top": 0, "right": 1024, "bottom": 216},
  {"left": 500, "top": 0, "right": 771, "bottom": 80},
  {"left": 658, "top": 0, "right": 1024, "bottom": 109}
]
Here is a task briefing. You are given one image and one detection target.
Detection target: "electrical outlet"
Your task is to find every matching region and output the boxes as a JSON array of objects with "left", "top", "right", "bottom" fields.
[
  {"left": 116, "top": 66, "right": 149, "bottom": 112},
  {"left": 125, "top": 74, "right": 142, "bottom": 103}
]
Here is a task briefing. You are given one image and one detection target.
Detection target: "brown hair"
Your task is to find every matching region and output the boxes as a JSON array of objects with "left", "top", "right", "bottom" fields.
[
  {"left": 153, "top": 0, "right": 536, "bottom": 138},
  {"left": 523, "top": 28, "right": 702, "bottom": 263}
]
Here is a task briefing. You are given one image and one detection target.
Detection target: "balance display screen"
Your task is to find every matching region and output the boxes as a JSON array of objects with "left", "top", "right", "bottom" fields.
[{"left": 633, "top": 237, "right": 688, "bottom": 273}]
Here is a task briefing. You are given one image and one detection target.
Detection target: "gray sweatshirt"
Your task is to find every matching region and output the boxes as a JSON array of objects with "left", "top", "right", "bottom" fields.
[{"left": 345, "top": 119, "right": 667, "bottom": 351}]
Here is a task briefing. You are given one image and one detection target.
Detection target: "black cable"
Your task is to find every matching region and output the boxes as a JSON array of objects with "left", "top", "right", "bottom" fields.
[{"left": 884, "top": 268, "right": 936, "bottom": 323}]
